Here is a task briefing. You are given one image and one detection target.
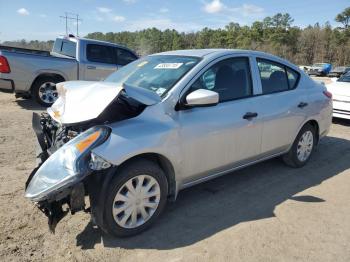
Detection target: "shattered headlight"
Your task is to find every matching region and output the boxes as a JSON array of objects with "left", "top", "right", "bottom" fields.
[{"left": 25, "top": 126, "right": 111, "bottom": 202}]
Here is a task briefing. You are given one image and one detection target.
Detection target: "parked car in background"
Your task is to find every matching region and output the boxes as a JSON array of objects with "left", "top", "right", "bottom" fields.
[
  {"left": 298, "top": 65, "right": 311, "bottom": 73},
  {"left": 308, "top": 63, "right": 332, "bottom": 76},
  {"left": 0, "top": 36, "right": 138, "bottom": 106},
  {"left": 328, "top": 66, "right": 350, "bottom": 78},
  {"left": 326, "top": 71, "right": 350, "bottom": 119},
  {"left": 25, "top": 49, "right": 332, "bottom": 237}
]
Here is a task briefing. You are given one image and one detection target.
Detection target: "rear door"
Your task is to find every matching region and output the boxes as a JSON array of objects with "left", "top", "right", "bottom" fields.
[
  {"left": 83, "top": 44, "right": 118, "bottom": 81},
  {"left": 252, "top": 58, "right": 307, "bottom": 155}
]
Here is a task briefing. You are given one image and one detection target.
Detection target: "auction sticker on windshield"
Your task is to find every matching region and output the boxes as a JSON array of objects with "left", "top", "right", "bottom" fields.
[{"left": 154, "top": 63, "right": 183, "bottom": 69}]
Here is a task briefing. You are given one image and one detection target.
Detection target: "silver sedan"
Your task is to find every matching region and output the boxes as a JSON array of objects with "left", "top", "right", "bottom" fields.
[{"left": 25, "top": 49, "right": 333, "bottom": 237}]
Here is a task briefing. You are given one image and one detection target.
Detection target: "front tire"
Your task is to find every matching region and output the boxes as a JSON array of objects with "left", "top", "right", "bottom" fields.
[
  {"left": 283, "top": 124, "right": 316, "bottom": 168},
  {"left": 103, "top": 159, "right": 168, "bottom": 237}
]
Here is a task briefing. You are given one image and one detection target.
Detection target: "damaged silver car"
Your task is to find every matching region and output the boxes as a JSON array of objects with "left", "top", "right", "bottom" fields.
[{"left": 25, "top": 49, "right": 332, "bottom": 237}]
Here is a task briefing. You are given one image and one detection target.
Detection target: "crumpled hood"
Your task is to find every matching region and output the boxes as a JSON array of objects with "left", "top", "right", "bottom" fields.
[
  {"left": 48, "top": 81, "right": 161, "bottom": 124},
  {"left": 326, "top": 82, "right": 350, "bottom": 98}
]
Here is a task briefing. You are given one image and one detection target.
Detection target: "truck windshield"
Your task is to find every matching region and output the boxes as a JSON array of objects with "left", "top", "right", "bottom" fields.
[
  {"left": 105, "top": 55, "right": 200, "bottom": 97},
  {"left": 52, "top": 39, "right": 76, "bottom": 58}
]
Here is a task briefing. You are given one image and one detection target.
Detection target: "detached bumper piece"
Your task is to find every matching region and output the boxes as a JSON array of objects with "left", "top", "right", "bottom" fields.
[
  {"left": 32, "top": 112, "right": 49, "bottom": 164},
  {"left": 35, "top": 183, "right": 87, "bottom": 233},
  {"left": 37, "top": 201, "right": 68, "bottom": 233}
]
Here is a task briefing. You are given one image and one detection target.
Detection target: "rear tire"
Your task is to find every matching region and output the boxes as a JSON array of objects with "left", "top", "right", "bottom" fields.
[
  {"left": 102, "top": 159, "right": 168, "bottom": 237},
  {"left": 31, "top": 76, "right": 62, "bottom": 107},
  {"left": 283, "top": 124, "right": 316, "bottom": 168}
]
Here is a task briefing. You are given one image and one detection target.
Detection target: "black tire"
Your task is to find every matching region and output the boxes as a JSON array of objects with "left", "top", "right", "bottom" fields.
[
  {"left": 31, "top": 76, "right": 62, "bottom": 107},
  {"left": 102, "top": 159, "right": 168, "bottom": 237},
  {"left": 283, "top": 123, "right": 316, "bottom": 168}
]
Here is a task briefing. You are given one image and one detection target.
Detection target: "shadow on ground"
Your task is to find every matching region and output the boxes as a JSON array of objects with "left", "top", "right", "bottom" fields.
[
  {"left": 75, "top": 135, "right": 350, "bottom": 250},
  {"left": 15, "top": 98, "right": 45, "bottom": 111},
  {"left": 332, "top": 118, "right": 350, "bottom": 127}
]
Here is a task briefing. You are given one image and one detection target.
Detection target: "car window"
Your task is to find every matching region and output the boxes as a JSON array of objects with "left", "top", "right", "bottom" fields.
[
  {"left": 52, "top": 39, "right": 76, "bottom": 58},
  {"left": 257, "top": 59, "right": 291, "bottom": 94},
  {"left": 86, "top": 44, "right": 114, "bottom": 64},
  {"left": 61, "top": 41, "right": 76, "bottom": 58},
  {"left": 286, "top": 68, "right": 299, "bottom": 89},
  {"left": 116, "top": 48, "right": 137, "bottom": 66},
  {"left": 190, "top": 57, "right": 252, "bottom": 102}
]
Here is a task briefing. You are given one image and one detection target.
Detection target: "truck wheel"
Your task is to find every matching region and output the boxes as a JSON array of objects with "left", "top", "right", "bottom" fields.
[
  {"left": 102, "top": 159, "right": 168, "bottom": 237},
  {"left": 283, "top": 124, "right": 316, "bottom": 168},
  {"left": 32, "top": 76, "right": 62, "bottom": 107}
]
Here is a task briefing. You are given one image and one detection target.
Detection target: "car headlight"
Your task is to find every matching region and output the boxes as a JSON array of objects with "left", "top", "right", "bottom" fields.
[{"left": 25, "top": 126, "right": 110, "bottom": 202}]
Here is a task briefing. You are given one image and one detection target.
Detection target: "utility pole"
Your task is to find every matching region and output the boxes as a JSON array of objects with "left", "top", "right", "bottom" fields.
[{"left": 59, "top": 12, "right": 82, "bottom": 36}]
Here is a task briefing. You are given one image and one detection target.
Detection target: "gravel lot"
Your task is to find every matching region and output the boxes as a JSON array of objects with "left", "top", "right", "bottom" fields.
[{"left": 1, "top": 79, "right": 350, "bottom": 261}]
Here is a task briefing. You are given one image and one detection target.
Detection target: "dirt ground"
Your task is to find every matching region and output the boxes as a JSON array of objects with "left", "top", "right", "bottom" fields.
[{"left": 1, "top": 78, "right": 350, "bottom": 261}]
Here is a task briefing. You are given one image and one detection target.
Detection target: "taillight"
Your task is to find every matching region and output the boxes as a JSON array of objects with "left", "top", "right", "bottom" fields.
[
  {"left": 323, "top": 90, "right": 332, "bottom": 99},
  {"left": 0, "top": 55, "right": 10, "bottom": 73}
]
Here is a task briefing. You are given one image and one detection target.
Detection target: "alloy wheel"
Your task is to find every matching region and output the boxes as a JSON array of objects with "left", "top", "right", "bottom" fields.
[
  {"left": 38, "top": 82, "right": 58, "bottom": 104},
  {"left": 297, "top": 130, "right": 314, "bottom": 162}
]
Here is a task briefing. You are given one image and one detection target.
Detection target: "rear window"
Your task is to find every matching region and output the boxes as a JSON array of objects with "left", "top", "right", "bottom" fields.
[
  {"left": 52, "top": 39, "right": 76, "bottom": 58},
  {"left": 87, "top": 44, "right": 114, "bottom": 64}
]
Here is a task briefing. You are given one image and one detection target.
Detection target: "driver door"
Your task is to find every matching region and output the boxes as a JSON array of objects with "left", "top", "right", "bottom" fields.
[{"left": 177, "top": 57, "right": 263, "bottom": 184}]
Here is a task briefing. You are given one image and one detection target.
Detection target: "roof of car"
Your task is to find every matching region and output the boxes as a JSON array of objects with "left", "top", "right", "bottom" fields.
[
  {"left": 57, "top": 35, "right": 136, "bottom": 53},
  {"left": 155, "top": 49, "right": 274, "bottom": 58},
  {"left": 152, "top": 49, "right": 301, "bottom": 72}
]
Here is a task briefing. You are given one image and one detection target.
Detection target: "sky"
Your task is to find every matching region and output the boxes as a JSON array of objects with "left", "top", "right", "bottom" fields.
[{"left": 0, "top": 0, "right": 349, "bottom": 41}]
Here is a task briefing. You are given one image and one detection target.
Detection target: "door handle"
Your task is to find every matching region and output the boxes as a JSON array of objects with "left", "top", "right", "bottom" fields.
[
  {"left": 243, "top": 112, "right": 258, "bottom": 120},
  {"left": 87, "top": 65, "right": 96, "bottom": 70},
  {"left": 298, "top": 102, "right": 308, "bottom": 108}
]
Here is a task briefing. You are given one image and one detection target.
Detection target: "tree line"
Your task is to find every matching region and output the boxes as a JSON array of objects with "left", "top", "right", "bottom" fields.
[{"left": 2, "top": 8, "right": 350, "bottom": 66}]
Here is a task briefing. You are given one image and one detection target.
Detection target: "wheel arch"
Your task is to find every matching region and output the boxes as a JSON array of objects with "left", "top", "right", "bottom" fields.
[
  {"left": 30, "top": 73, "right": 66, "bottom": 92},
  {"left": 117, "top": 153, "right": 177, "bottom": 200},
  {"left": 307, "top": 119, "right": 320, "bottom": 144},
  {"left": 295, "top": 119, "right": 320, "bottom": 145}
]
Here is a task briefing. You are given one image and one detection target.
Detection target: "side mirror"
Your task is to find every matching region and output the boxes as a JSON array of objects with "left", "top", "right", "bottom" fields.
[{"left": 185, "top": 89, "right": 219, "bottom": 107}]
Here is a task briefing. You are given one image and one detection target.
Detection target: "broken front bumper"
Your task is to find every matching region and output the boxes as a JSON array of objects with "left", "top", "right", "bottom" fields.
[
  {"left": 26, "top": 113, "right": 86, "bottom": 231},
  {"left": 26, "top": 113, "right": 111, "bottom": 232},
  {"left": 34, "top": 183, "right": 86, "bottom": 233}
]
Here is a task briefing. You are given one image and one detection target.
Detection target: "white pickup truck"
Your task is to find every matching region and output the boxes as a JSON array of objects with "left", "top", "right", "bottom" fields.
[{"left": 0, "top": 36, "right": 138, "bottom": 106}]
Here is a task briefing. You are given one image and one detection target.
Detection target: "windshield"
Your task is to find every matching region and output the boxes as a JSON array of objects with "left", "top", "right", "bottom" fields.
[
  {"left": 105, "top": 55, "right": 200, "bottom": 97},
  {"left": 313, "top": 63, "right": 325, "bottom": 67},
  {"left": 338, "top": 72, "right": 350, "bottom": 83}
]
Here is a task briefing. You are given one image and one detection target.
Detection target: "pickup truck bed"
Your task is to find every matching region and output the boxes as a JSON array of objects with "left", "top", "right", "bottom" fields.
[
  {"left": 0, "top": 45, "right": 50, "bottom": 56},
  {"left": 0, "top": 47, "right": 77, "bottom": 95}
]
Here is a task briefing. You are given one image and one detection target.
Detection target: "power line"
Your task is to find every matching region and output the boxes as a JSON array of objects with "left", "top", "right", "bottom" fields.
[{"left": 59, "top": 12, "right": 82, "bottom": 36}]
